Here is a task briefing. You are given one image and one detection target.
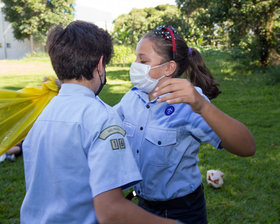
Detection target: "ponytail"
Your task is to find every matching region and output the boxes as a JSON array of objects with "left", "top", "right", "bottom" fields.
[{"left": 185, "top": 48, "right": 221, "bottom": 99}]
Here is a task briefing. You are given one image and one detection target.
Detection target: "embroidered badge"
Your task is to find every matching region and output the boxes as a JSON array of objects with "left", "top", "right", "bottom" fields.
[
  {"left": 118, "top": 138, "right": 126, "bottom": 149},
  {"left": 99, "top": 125, "right": 126, "bottom": 140},
  {"left": 165, "top": 106, "right": 175, "bottom": 116},
  {"left": 110, "top": 139, "right": 119, "bottom": 150},
  {"left": 110, "top": 138, "right": 126, "bottom": 150}
]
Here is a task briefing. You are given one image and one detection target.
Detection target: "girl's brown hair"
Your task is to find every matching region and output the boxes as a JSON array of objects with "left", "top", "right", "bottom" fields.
[{"left": 143, "top": 28, "right": 221, "bottom": 99}]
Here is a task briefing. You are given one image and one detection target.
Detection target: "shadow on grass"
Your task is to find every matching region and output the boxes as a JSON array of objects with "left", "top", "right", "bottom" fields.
[
  {"left": 1, "top": 86, "right": 24, "bottom": 91},
  {"left": 264, "top": 65, "right": 280, "bottom": 85}
]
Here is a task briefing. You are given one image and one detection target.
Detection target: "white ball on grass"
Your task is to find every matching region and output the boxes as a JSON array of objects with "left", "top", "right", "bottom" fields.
[{"left": 207, "top": 170, "right": 224, "bottom": 188}]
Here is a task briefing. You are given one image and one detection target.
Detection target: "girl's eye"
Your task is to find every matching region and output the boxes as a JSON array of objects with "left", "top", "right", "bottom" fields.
[{"left": 140, "top": 61, "right": 147, "bottom": 64}]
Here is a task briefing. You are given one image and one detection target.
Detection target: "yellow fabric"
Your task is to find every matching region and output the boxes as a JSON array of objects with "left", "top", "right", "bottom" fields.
[{"left": 0, "top": 78, "right": 59, "bottom": 155}]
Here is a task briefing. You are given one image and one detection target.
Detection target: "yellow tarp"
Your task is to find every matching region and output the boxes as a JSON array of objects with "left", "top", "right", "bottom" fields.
[{"left": 0, "top": 78, "right": 59, "bottom": 155}]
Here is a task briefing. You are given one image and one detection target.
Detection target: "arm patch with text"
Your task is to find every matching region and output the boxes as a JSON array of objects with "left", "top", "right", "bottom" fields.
[
  {"left": 99, "top": 125, "right": 126, "bottom": 150},
  {"left": 99, "top": 125, "right": 126, "bottom": 140},
  {"left": 110, "top": 138, "right": 126, "bottom": 150}
]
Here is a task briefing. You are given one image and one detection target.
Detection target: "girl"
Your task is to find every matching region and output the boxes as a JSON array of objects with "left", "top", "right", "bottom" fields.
[{"left": 114, "top": 25, "right": 255, "bottom": 223}]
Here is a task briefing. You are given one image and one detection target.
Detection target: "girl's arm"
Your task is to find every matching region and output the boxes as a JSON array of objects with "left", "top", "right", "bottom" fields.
[
  {"left": 197, "top": 100, "right": 255, "bottom": 156},
  {"left": 154, "top": 78, "right": 255, "bottom": 157}
]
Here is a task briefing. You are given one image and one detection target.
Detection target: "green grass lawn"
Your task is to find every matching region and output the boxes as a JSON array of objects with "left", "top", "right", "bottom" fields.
[{"left": 0, "top": 50, "right": 279, "bottom": 223}]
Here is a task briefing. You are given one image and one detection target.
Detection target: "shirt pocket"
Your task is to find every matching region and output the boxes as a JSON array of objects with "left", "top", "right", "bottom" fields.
[{"left": 144, "top": 127, "right": 177, "bottom": 166}]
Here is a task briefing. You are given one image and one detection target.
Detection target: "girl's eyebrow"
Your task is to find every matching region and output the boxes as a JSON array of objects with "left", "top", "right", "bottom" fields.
[
  {"left": 137, "top": 53, "right": 151, "bottom": 60},
  {"left": 137, "top": 53, "right": 146, "bottom": 57}
]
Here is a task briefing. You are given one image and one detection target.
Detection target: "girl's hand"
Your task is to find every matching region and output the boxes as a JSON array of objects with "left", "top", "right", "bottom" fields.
[
  {"left": 43, "top": 76, "right": 61, "bottom": 89},
  {"left": 153, "top": 78, "right": 208, "bottom": 114}
]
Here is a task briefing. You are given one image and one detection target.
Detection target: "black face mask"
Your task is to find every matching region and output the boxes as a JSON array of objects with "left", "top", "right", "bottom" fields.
[{"left": 95, "top": 69, "right": 106, "bottom": 96}]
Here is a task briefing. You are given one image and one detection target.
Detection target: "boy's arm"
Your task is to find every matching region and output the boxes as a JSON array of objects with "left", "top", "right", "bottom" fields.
[{"left": 94, "top": 187, "right": 179, "bottom": 224}]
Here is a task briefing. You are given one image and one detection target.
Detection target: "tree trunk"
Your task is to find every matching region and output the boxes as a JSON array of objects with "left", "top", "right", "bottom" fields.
[
  {"left": 30, "top": 32, "right": 34, "bottom": 55},
  {"left": 259, "top": 9, "right": 275, "bottom": 66},
  {"left": 255, "top": 26, "right": 271, "bottom": 67}
]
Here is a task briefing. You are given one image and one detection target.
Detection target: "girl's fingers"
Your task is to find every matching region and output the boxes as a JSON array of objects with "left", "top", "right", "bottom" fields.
[
  {"left": 153, "top": 78, "right": 196, "bottom": 104},
  {"left": 156, "top": 78, "right": 183, "bottom": 89},
  {"left": 154, "top": 84, "right": 177, "bottom": 97},
  {"left": 157, "top": 96, "right": 185, "bottom": 104},
  {"left": 154, "top": 80, "right": 185, "bottom": 97},
  {"left": 157, "top": 92, "right": 177, "bottom": 102},
  {"left": 157, "top": 91, "right": 187, "bottom": 103}
]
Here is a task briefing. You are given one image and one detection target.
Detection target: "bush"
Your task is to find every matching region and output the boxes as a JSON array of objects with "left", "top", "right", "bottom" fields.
[
  {"left": 25, "top": 52, "right": 48, "bottom": 58},
  {"left": 265, "top": 66, "right": 280, "bottom": 84},
  {"left": 109, "top": 45, "right": 136, "bottom": 66}
]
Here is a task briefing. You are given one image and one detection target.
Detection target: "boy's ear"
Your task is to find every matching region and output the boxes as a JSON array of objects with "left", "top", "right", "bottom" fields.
[
  {"left": 93, "top": 56, "right": 104, "bottom": 76},
  {"left": 165, "top": 60, "right": 177, "bottom": 77},
  {"left": 97, "top": 56, "right": 104, "bottom": 74}
]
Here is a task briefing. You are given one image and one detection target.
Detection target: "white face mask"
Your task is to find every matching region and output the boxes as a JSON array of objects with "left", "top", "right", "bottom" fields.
[{"left": 129, "top": 61, "right": 168, "bottom": 93}]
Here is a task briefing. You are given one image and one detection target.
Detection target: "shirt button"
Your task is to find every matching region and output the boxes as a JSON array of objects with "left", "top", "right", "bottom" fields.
[
  {"left": 136, "top": 149, "right": 139, "bottom": 153},
  {"left": 140, "top": 127, "right": 143, "bottom": 130},
  {"left": 158, "top": 141, "right": 162, "bottom": 145},
  {"left": 146, "top": 105, "right": 150, "bottom": 109}
]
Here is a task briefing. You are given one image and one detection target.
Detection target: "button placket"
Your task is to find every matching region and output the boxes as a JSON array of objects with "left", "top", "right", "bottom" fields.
[{"left": 137, "top": 104, "right": 150, "bottom": 157}]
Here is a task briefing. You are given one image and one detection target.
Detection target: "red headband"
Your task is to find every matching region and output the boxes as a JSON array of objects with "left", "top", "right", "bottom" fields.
[
  {"left": 154, "top": 25, "right": 177, "bottom": 60},
  {"left": 165, "top": 27, "right": 176, "bottom": 60}
]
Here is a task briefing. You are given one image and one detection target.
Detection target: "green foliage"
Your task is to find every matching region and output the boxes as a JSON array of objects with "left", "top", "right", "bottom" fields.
[
  {"left": 109, "top": 45, "right": 136, "bottom": 66},
  {"left": 263, "top": 65, "right": 280, "bottom": 84},
  {"left": 1, "top": 0, "right": 75, "bottom": 52},
  {"left": 25, "top": 51, "right": 48, "bottom": 58},
  {"left": 111, "top": 1, "right": 280, "bottom": 66},
  {"left": 111, "top": 4, "right": 185, "bottom": 47},
  {"left": 176, "top": 0, "right": 280, "bottom": 66}
]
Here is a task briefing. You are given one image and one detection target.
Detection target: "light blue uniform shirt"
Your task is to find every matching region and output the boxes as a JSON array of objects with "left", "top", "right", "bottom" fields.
[
  {"left": 114, "top": 87, "right": 221, "bottom": 201},
  {"left": 21, "top": 84, "right": 142, "bottom": 224}
]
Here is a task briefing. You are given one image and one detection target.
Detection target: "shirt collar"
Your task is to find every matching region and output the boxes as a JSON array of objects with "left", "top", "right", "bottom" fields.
[
  {"left": 59, "top": 83, "right": 96, "bottom": 98},
  {"left": 131, "top": 87, "right": 169, "bottom": 104}
]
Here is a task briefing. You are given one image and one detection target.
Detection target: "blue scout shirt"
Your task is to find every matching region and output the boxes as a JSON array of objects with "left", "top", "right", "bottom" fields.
[
  {"left": 114, "top": 87, "right": 221, "bottom": 201},
  {"left": 21, "top": 84, "right": 142, "bottom": 224}
]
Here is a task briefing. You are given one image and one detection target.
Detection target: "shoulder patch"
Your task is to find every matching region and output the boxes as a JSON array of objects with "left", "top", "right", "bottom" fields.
[{"left": 99, "top": 125, "right": 126, "bottom": 140}]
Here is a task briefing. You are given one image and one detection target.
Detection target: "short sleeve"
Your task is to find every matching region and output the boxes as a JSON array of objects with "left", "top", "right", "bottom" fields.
[
  {"left": 189, "top": 112, "right": 221, "bottom": 149},
  {"left": 194, "top": 86, "right": 210, "bottom": 102},
  {"left": 87, "top": 110, "right": 142, "bottom": 198}
]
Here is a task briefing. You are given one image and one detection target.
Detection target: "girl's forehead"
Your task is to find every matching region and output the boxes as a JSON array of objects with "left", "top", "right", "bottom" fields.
[{"left": 136, "top": 38, "right": 158, "bottom": 57}]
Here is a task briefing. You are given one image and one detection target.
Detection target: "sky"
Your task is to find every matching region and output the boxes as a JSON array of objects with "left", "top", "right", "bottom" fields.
[{"left": 75, "top": 0, "right": 176, "bottom": 30}]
